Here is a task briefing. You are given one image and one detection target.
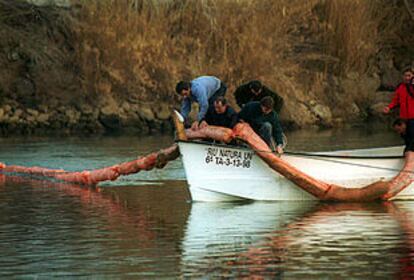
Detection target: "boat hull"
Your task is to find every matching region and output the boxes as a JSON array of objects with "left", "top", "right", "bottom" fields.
[{"left": 178, "top": 141, "right": 414, "bottom": 201}]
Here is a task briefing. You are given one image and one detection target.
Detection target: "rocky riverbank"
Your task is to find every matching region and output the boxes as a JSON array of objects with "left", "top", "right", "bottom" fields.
[
  {"left": 0, "top": 0, "right": 412, "bottom": 135},
  {"left": 0, "top": 97, "right": 172, "bottom": 135}
]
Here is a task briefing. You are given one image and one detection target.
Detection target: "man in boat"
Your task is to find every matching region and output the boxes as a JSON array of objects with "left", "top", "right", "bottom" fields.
[
  {"left": 393, "top": 118, "right": 414, "bottom": 153},
  {"left": 238, "top": 96, "right": 284, "bottom": 154},
  {"left": 233, "top": 80, "right": 284, "bottom": 113},
  {"left": 176, "top": 76, "right": 227, "bottom": 130},
  {"left": 383, "top": 68, "right": 414, "bottom": 119},
  {"left": 199, "top": 97, "right": 238, "bottom": 129}
]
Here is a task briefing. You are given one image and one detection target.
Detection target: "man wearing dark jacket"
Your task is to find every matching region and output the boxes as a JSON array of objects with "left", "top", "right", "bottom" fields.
[
  {"left": 200, "top": 97, "right": 238, "bottom": 129},
  {"left": 238, "top": 96, "right": 284, "bottom": 154},
  {"left": 234, "top": 80, "right": 284, "bottom": 113},
  {"left": 393, "top": 118, "right": 414, "bottom": 154}
]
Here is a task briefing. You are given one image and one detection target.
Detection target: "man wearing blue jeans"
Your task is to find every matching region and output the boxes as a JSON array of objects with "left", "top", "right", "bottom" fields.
[
  {"left": 176, "top": 76, "right": 227, "bottom": 130},
  {"left": 238, "top": 96, "right": 284, "bottom": 154}
]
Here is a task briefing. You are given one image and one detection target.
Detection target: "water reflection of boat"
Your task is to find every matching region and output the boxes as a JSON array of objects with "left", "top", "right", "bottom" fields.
[
  {"left": 180, "top": 201, "right": 414, "bottom": 279},
  {"left": 178, "top": 141, "right": 413, "bottom": 201},
  {"left": 241, "top": 203, "right": 414, "bottom": 279},
  {"left": 180, "top": 201, "right": 318, "bottom": 277}
]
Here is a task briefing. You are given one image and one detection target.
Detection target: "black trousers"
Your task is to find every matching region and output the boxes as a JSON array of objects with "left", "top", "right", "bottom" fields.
[{"left": 404, "top": 119, "right": 414, "bottom": 152}]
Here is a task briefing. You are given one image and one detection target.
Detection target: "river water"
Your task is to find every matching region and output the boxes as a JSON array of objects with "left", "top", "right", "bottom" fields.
[{"left": 1, "top": 126, "right": 414, "bottom": 279}]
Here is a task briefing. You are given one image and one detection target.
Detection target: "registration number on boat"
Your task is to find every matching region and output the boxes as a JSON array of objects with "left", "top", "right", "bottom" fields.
[{"left": 204, "top": 147, "right": 253, "bottom": 168}]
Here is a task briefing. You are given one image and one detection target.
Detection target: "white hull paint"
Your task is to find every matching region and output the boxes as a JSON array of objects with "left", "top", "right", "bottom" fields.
[{"left": 178, "top": 141, "right": 414, "bottom": 201}]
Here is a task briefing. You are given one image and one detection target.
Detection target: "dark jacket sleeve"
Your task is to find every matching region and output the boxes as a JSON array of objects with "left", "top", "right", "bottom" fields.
[
  {"left": 271, "top": 112, "right": 284, "bottom": 145},
  {"left": 234, "top": 84, "right": 250, "bottom": 109},
  {"left": 201, "top": 112, "right": 212, "bottom": 125},
  {"left": 263, "top": 86, "right": 284, "bottom": 113},
  {"left": 227, "top": 107, "right": 238, "bottom": 128},
  {"left": 237, "top": 104, "right": 249, "bottom": 122}
]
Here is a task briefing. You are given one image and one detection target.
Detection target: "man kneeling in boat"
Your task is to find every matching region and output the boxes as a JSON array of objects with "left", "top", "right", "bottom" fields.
[
  {"left": 238, "top": 96, "right": 284, "bottom": 154},
  {"left": 199, "top": 97, "right": 238, "bottom": 129},
  {"left": 393, "top": 118, "right": 414, "bottom": 153},
  {"left": 175, "top": 76, "right": 227, "bottom": 130}
]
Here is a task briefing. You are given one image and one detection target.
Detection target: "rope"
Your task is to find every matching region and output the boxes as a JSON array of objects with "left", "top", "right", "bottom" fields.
[
  {"left": 282, "top": 133, "right": 288, "bottom": 149},
  {"left": 283, "top": 151, "right": 407, "bottom": 174},
  {"left": 278, "top": 134, "right": 408, "bottom": 172},
  {"left": 247, "top": 128, "right": 407, "bottom": 173},
  {"left": 281, "top": 132, "right": 401, "bottom": 159},
  {"left": 284, "top": 150, "right": 403, "bottom": 160}
]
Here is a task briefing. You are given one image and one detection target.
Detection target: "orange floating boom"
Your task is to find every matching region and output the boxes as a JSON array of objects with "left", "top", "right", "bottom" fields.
[
  {"left": 0, "top": 144, "right": 179, "bottom": 185},
  {"left": 1, "top": 116, "right": 413, "bottom": 201},
  {"left": 184, "top": 123, "right": 414, "bottom": 201}
]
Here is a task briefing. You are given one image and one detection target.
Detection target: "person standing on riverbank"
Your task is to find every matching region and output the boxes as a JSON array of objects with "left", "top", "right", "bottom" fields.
[
  {"left": 176, "top": 76, "right": 227, "bottom": 130},
  {"left": 238, "top": 96, "right": 284, "bottom": 154},
  {"left": 383, "top": 68, "right": 414, "bottom": 119},
  {"left": 234, "top": 80, "right": 284, "bottom": 113}
]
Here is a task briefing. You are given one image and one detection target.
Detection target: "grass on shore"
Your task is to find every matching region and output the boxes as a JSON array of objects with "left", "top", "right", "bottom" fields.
[{"left": 73, "top": 0, "right": 407, "bottom": 105}]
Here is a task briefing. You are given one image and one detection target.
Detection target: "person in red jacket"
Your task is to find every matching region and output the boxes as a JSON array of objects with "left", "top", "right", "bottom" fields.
[{"left": 383, "top": 68, "right": 414, "bottom": 119}]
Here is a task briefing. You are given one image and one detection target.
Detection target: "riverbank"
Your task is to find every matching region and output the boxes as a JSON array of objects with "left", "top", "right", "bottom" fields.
[
  {"left": 0, "top": 98, "right": 172, "bottom": 135},
  {"left": 0, "top": 0, "right": 412, "bottom": 135}
]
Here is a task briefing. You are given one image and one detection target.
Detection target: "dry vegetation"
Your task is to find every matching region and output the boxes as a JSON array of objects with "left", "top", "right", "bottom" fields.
[
  {"left": 0, "top": 0, "right": 412, "bottom": 132},
  {"left": 72, "top": 0, "right": 408, "bottom": 106},
  {"left": 73, "top": 0, "right": 301, "bottom": 105},
  {"left": 323, "top": 0, "right": 410, "bottom": 74}
]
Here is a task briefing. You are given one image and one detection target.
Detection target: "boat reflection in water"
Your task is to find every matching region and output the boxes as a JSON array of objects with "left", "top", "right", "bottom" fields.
[
  {"left": 2, "top": 174, "right": 414, "bottom": 278},
  {"left": 181, "top": 201, "right": 414, "bottom": 279}
]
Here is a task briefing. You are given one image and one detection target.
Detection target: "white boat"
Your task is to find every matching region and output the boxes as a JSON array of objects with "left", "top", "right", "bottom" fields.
[{"left": 178, "top": 140, "right": 414, "bottom": 202}]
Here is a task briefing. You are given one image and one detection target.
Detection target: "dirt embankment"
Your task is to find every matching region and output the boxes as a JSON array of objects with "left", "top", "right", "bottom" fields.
[{"left": 0, "top": 0, "right": 413, "bottom": 135}]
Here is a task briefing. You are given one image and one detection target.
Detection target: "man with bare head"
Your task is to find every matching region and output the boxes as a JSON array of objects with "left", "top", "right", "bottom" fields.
[
  {"left": 384, "top": 68, "right": 414, "bottom": 119},
  {"left": 238, "top": 96, "right": 284, "bottom": 154},
  {"left": 176, "top": 76, "right": 227, "bottom": 130},
  {"left": 199, "top": 97, "right": 238, "bottom": 129},
  {"left": 234, "top": 80, "right": 284, "bottom": 113},
  {"left": 393, "top": 118, "right": 414, "bottom": 154}
]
